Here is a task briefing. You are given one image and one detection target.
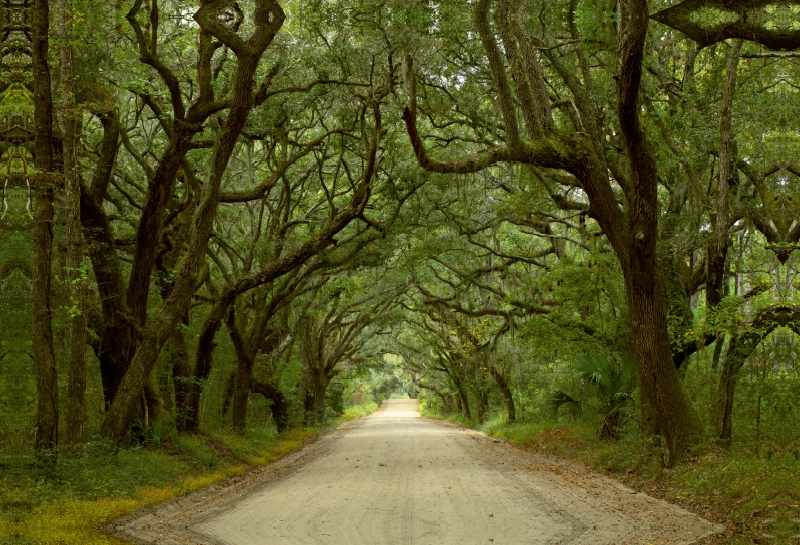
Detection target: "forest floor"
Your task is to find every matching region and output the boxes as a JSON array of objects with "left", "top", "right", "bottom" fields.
[
  {"left": 426, "top": 410, "right": 798, "bottom": 545},
  {"left": 0, "top": 403, "right": 377, "bottom": 545},
  {"left": 111, "top": 399, "right": 719, "bottom": 545}
]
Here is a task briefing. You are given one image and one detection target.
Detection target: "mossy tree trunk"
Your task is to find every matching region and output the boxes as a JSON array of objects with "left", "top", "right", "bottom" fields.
[{"left": 32, "top": 0, "right": 58, "bottom": 459}]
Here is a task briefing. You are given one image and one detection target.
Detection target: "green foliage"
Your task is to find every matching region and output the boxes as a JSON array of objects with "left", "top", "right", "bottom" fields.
[
  {"left": 547, "top": 391, "right": 583, "bottom": 421},
  {"left": 142, "top": 419, "right": 170, "bottom": 447},
  {"left": 548, "top": 352, "right": 637, "bottom": 439},
  {"left": 0, "top": 408, "right": 377, "bottom": 544},
  {"left": 8, "top": 0, "right": 800, "bottom": 539},
  {"left": 575, "top": 0, "right": 617, "bottom": 48}
]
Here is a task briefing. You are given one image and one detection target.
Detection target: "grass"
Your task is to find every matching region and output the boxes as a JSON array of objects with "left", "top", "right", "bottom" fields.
[
  {"left": 421, "top": 406, "right": 799, "bottom": 544},
  {"left": 0, "top": 402, "right": 378, "bottom": 545},
  {"left": 337, "top": 401, "right": 379, "bottom": 422}
]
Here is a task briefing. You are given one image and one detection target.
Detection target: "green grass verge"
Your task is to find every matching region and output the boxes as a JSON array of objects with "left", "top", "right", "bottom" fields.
[
  {"left": 0, "top": 402, "right": 378, "bottom": 545},
  {"left": 421, "top": 406, "right": 798, "bottom": 544}
]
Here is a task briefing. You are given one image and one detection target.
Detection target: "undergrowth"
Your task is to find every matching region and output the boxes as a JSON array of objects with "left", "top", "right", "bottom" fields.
[{"left": 0, "top": 402, "right": 378, "bottom": 545}]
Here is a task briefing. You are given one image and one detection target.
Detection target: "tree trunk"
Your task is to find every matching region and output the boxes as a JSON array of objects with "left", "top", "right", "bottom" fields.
[
  {"left": 474, "top": 385, "right": 489, "bottom": 424},
  {"left": 625, "top": 268, "right": 700, "bottom": 462},
  {"left": 716, "top": 352, "right": 740, "bottom": 449},
  {"left": 226, "top": 302, "right": 286, "bottom": 433},
  {"left": 32, "top": 0, "right": 58, "bottom": 458},
  {"left": 300, "top": 319, "right": 325, "bottom": 426},
  {"left": 221, "top": 370, "right": 236, "bottom": 418},
  {"left": 614, "top": 0, "right": 700, "bottom": 463},
  {"left": 303, "top": 389, "right": 314, "bottom": 425},
  {"left": 250, "top": 379, "right": 289, "bottom": 432},
  {"left": 712, "top": 307, "right": 792, "bottom": 447},
  {"left": 314, "top": 375, "right": 328, "bottom": 424},
  {"left": 489, "top": 367, "right": 516, "bottom": 423},
  {"left": 711, "top": 335, "right": 725, "bottom": 371},
  {"left": 412, "top": 379, "right": 450, "bottom": 413},
  {"left": 98, "top": 354, "right": 128, "bottom": 410},
  {"left": 32, "top": 175, "right": 58, "bottom": 456},
  {"left": 184, "top": 298, "right": 232, "bottom": 431},
  {"left": 705, "top": 38, "right": 743, "bottom": 439},
  {"left": 99, "top": 1, "right": 285, "bottom": 444},
  {"left": 706, "top": 40, "right": 742, "bottom": 309},
  {"left": 167, "top": 315, "right": 191, "bottom": 431},
  {"left": 231, "top": 357, "right": 254, "bottom": 432},
  {"left": 77, "top": 115, "right": 135, "bottom": 412},
  {"left": 715, "top": 333, "right": 756, "bottom": 448},
  {"left": 452, "top": 377, "right": 471, "bottom": 419},
  {"left": 60, "top": 0, "right": 86, "bottom": 447},
  {"left": 303, "top": 366, "right": 329, "bottom": 425},
  {"left": 80, "top": 213, "right": 136, "bottom": 412},
  {"left": 144, "top": 378, "right": 173, "bottom": 430},
  {"left": 155, "top": 173, "right": 195, "bottom": 428}
]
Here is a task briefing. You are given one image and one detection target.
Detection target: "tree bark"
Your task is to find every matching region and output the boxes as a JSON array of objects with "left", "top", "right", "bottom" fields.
[
  {"left": 299, "top": 315, "right": 333, "bottom": 426},
  {"left": 452, "top": 375, "right": 471, "bottom": 419},
  {"left": 488, "top": 366, "right": 516, "bottom": 423},
  {"left": 300, "top": 321, "right": 331, "bottom": 427},
  {"left": 303, "top": 365, "right": 330, "bottom": 425},
  {"left": 231, "top": 358, "right": 253, "bottom": 432},
  {"left": 100, "top": 0, "right": 286, "bottom": 443},
  {"left": 714, "top": 305, "right": 800, "bottom": 447},
  {"left": 155, "top": 197, "right": 194, "bottom": 429},
  {"left": 616, "top": 0, "right": 701, "bottom": 462},
  {"left": 77, "top": 108, "right": 132, "bottom": 410},
  {"left": 402, "top": 2, "right": 703, "bottom": 461},
  {"left": 221, "top": 370, "right": 236, "bottom": 417},
  {"left": 250, "top": 378, "right": 289, "bottom": 432},
  {"left": 711, "top": 335, "right": 725, "bottom": 371},
  {"left": 706, "top": 39, "right": 742, "bottom": 308},
  {"left": 144, "top": 378, "right": 173, "bottom": 430},
  {"left": 185, "top": 296, "right": 233, "bottom": 431},
  {"left": 473, "top": 379, "right": 489, "bottom": 424},
  {"left": 60, "top": 0, "right": 87, "bottom": 447},
  {"left": 716, "top": 348, "right": 739, "bottom": 449},
  {"left": 167, "top": 314, "right": 191, "bottom": 431},
  {"left": 226, "top": 290, "right": 290, "bottom": 432},
  {"left": 32, "top": 0, "right": 58, "bottom": 457},
  {"left": 411, "top": 378, "right": 451, "bottom": 412}
]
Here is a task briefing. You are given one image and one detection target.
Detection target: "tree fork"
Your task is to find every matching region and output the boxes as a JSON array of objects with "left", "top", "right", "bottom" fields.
[{"left": 100, "top": 0, "right": 286, "bottom": 443}]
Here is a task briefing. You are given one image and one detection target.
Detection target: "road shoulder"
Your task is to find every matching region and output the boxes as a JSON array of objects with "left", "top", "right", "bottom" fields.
[{"left": 104, "top": 417, "right": 370, "bottom": 545}]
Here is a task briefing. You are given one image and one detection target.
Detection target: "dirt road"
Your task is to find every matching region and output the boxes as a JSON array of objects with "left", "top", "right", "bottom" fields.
[{"left": 110, "top": 400, "right": 721, "bottom": 545}]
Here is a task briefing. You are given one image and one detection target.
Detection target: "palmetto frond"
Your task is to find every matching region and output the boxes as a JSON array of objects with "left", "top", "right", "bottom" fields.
[{"left": 547, "top": 391, "right": 582, "bottom": 420}]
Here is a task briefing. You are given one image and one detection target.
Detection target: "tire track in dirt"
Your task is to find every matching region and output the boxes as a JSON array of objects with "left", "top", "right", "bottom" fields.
[{"left": 107, "top": 400, "right": 722, "bottom": 545}]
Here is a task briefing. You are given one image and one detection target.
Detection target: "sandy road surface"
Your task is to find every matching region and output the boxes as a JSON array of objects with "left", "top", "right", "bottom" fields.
[{"left": 109, "top": 400, "right": 721, "bottom": 545}]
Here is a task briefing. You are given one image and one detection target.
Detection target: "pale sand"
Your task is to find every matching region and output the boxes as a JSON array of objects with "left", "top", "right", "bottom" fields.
[{"left": 108, "top": 399, "right": 722, "bottom": 545}]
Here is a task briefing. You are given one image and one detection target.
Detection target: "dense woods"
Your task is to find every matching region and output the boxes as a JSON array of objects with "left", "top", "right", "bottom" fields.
[{"left": 3, "top": 0, "right": 800, "bottom": 540}]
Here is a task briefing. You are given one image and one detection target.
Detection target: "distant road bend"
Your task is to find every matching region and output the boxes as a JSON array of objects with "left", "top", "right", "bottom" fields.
[{"left": 111, "top": 400, "right": 721, "bottom": 545}]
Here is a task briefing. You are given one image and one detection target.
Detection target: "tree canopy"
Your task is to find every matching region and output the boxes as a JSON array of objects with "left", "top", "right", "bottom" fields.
[{"left": 3, "top": 0, "right": 799, "bottom": 479}]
